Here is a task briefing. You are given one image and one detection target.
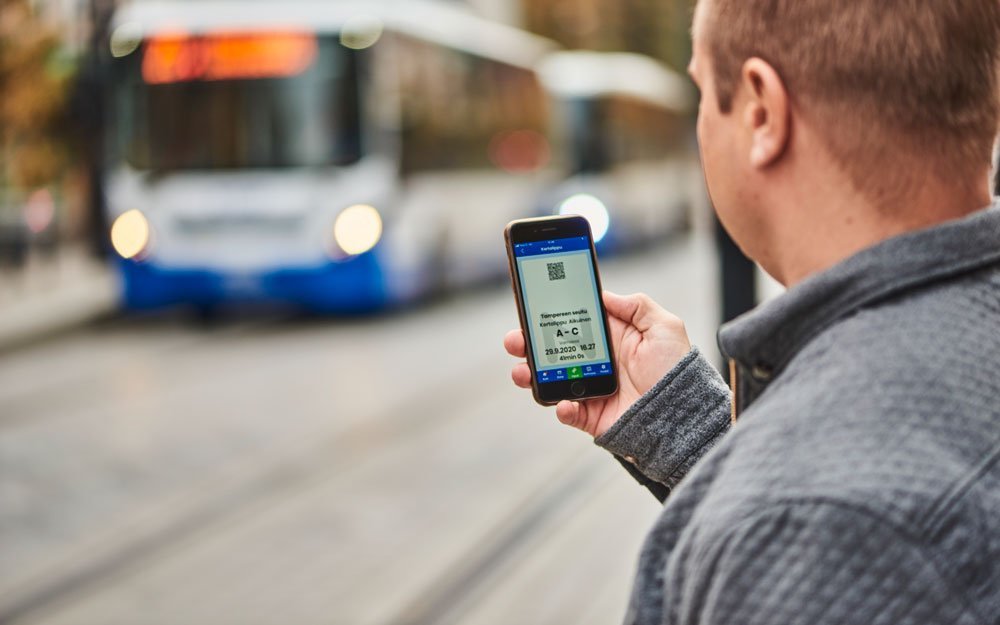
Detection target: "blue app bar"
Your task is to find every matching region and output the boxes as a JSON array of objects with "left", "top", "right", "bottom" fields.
[
  {"left": 514, "top": 236, "right": 590, "bottom": 258},
  {"left": 537, "top": 361, "right": 614, "bottom": 384}
]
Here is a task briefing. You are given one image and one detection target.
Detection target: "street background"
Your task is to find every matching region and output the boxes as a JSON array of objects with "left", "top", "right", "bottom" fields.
[
  {"left": 1, "top": 227, "right": 722, "bottom": 624},
  {"left": 0, "top": 0, "right": 766, "bottom": 623}
]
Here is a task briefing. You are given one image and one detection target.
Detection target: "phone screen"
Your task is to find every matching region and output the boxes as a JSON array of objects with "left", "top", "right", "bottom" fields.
[{"left": 512, "top": 236, "right": 614, "bottom": 385}]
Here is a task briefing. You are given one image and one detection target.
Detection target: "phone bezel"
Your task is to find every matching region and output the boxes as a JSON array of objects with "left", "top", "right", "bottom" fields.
[{"left": 505, "top": 215, "right": 618, "bottom": 406}]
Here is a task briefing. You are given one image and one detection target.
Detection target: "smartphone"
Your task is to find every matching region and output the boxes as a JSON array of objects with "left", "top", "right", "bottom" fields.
[{"left": 505, "top": 215, "right": 618, "bottom": 405}]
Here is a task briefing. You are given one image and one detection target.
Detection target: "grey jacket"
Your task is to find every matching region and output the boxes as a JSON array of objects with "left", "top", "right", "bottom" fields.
[{"left": 596, "top": 205, "right": 1000, "bottom": 624}]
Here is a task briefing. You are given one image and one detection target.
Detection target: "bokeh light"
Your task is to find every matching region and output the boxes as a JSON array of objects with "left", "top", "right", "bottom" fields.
[
  {"left": 110, "top": 209, "right": 151, "bottom": 259},
  {"left": 24, "top": 189, "right": 55, "bottom": 234},
  {"left": 334, "top": 204, "right": 383, "bottom": 256},
  {"left": 340, "top": 15, "right": 383, "bottom": 50},
  {"left": 558, "top": 194, "right": 611, "bottom": 242},
  {"left": 489, "top": 130, "right": 551, "bottom": 173},
  {"left": 109, "top": 21, "right": 143, "bottom": 58}
]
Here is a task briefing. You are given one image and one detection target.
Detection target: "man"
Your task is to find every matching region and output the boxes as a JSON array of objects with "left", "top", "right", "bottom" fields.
[{"left": 504, "top": 0, "right": 1000, "bottom": 623}]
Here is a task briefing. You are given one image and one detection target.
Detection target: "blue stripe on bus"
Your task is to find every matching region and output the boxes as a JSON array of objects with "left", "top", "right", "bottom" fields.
[{"left": 116, "top": 252, "right": 390, "bottom": 313}]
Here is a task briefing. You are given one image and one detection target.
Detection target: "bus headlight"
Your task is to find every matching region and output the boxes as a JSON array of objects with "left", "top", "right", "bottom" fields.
[
  {"left": 110, "top": 209, "right": 151, "bottom": 259},
  {"left": 334, "top": 204, "right": 383, "bottom": 256},
  {"left": 558, "top": 194, "right": 610, "bottom": 242}
]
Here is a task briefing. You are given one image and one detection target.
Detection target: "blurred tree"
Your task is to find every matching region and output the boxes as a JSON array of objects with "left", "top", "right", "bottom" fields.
[
  {"left": 521, "top": 0, "right": 693, "bottom": 71},
  {"left": 0, "top": 0, "right": 73, "bottom": 192}
]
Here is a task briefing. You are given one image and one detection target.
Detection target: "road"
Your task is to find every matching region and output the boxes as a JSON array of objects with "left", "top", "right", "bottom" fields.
[{"left": 0, "top": 228, "right": 721, "bottom": 625}]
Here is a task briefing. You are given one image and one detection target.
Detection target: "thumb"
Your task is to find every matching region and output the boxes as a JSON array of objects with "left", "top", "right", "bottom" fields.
[{"left": 603, "top": 291, "right": 673, "bottom": 333}]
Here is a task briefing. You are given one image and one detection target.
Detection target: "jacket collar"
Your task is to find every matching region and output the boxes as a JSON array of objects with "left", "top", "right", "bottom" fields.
[{"left": 719, "top": 203, "right": 1000, "bottom": 378}]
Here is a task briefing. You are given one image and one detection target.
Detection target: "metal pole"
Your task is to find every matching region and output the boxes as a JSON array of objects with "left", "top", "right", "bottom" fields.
[{"left": 714, "top": 216, "right": 756, "bottom": 377}]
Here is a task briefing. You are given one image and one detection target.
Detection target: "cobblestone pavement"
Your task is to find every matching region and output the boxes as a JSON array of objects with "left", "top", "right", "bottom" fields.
[{"left": 0, "top": 228, "right": 721, "bottom": 625}]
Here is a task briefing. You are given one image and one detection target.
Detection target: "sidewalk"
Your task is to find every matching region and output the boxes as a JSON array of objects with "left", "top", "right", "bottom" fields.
[{"left": 0, "top": 247, "right": 117, "bottom": 352}]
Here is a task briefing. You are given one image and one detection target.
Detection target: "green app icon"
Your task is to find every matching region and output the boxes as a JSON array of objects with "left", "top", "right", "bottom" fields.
[{"left": 568, "top": 366, "right": 583, "bottom": 379}]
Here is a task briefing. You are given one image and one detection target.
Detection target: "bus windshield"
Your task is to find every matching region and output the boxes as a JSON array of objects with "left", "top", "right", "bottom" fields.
[{"left": 114, "top": 33, "right": 361, "bottom": 171}]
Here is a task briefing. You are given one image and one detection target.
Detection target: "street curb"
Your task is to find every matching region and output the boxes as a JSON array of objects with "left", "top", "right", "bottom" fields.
[{"left": 0, "top": 268, "right": 118, "bottom": 353}]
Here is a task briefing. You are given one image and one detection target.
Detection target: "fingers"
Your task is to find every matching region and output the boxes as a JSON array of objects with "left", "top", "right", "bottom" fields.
[
  {"left": 505, "top": 330, "right": 531, "bottom": 389},
  {"left": 503, "top": 329, "right": 526, "bottom": 358},
  {"left": 511, "top": 363, "right": 532, "bottom": 389},
  {"left": 603, "top": 291, "right": 681, "bottom": 334}
]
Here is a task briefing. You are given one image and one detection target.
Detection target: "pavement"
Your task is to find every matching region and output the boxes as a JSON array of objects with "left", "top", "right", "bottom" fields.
[
  {"left": 0, "top": 225, "right": 726, "bottom": 625},
  {"left": 0, "top": 248, "right": 117, "bottom": 353}
]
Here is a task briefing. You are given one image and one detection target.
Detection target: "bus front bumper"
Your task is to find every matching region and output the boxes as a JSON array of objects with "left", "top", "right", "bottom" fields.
[{"left": 117, "top": 254, "right": 389, "bottom": 313}]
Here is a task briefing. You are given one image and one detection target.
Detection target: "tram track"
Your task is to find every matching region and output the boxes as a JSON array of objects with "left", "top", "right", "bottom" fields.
[
  {"left": 0, "top": 312, "right": 296, "bottom": 429},
  {"left": 0, "top": 240, "right": 711, "bottom": 623},
  {"left": 0, "top": 291, "right": 484, "bottom": 430},
  {"left": 391, "top": 459, "right": 612, "bottom": 625},
  {"left": 2, "top": 370, "right": 613, "bottom": 625},
  {"left": 0, "top": 348, "right": 495, "bottom": 623}
]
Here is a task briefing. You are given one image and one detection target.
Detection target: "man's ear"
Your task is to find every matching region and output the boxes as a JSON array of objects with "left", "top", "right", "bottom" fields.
[{"left": 740, "top": 57, "right": 790, "bottom": 168}]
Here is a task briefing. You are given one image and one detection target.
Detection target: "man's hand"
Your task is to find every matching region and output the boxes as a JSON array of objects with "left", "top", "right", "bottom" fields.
[{"left": 503, "top": 291, "right": 692, "bottom": 438}]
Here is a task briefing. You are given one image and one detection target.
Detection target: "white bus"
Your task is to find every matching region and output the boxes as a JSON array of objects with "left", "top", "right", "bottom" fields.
[
  {"left": 538, "top": 51, "right": 702, "bottom": 251},
  {"left": 104, "top": 0, "right": 559, "bottom": 312}
]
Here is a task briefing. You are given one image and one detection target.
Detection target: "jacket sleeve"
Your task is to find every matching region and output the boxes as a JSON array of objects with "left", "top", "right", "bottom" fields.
[
  {"left": 594, "top": 347, "right": 732, "bottom": 502},
  {"left": 675, "top": 502, "right": 974, "bottom": 625}
]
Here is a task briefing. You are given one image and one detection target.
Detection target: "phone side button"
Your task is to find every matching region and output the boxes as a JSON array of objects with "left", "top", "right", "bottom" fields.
[{"left": 570, "top": 381, "right": 586, "bottom": 397}]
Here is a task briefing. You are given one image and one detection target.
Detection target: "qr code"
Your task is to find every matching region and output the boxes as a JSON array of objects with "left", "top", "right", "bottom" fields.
[{"left": 547, "top": 262, "right": 566, "bottom": 281}]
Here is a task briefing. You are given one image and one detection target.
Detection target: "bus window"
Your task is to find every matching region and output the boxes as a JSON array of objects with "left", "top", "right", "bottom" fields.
[
  {"left": 565, "top": 99, "right": 611, "bottom": 174},
  {"left": 606, "top": 97, "right": 683, "bottom": 165},
  {"left": 113, "top": 34, "right": 362, "bottom": 170},
  {"left": 394, "top": 34, "right": 550, "bottom": 175}
]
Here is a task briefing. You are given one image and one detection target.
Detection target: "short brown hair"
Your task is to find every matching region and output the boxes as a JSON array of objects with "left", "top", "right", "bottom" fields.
[{"left": 702, "top": 0, "right": 1000, "bottom": 199}]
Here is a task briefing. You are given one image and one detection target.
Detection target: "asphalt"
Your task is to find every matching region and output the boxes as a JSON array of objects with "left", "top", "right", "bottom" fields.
[{"left": 0, "top": 227, "right": 724, "bottom": 625}]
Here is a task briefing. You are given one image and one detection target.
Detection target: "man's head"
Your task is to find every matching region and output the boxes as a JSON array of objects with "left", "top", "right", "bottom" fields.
[{"left": 690, "top": 0, "right": 1000, "bottom": 284}]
